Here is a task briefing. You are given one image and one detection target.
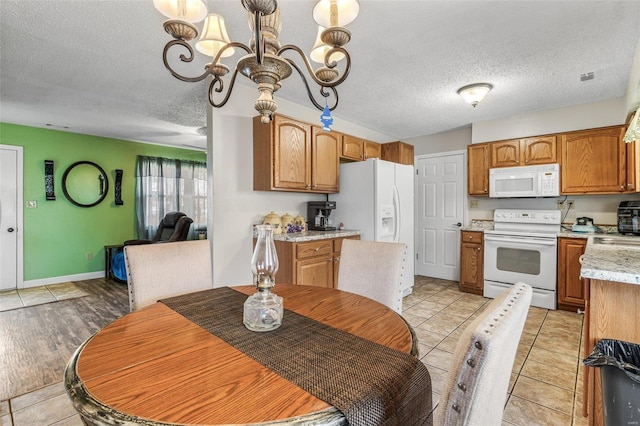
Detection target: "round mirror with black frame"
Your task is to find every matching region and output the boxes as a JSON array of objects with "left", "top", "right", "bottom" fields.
[{"left": 62, "top": 161, "right": 109, "bottom": 208}]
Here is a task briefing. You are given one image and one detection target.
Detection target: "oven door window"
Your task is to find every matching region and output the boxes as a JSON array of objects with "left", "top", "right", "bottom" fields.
[{"left": 495, "top": 247, "right": 540, "bottom": 275}]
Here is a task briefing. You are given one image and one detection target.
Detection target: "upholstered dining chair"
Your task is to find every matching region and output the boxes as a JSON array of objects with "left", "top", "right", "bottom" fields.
[
  {"left": 436, "top": 282, "right": 533, "bottom": 426},
  {"left": 336, "top": 239, "right": 407, "bottom": 313},
  {"left": 124, "top": 239, "right": 212, "bottom": 312}
]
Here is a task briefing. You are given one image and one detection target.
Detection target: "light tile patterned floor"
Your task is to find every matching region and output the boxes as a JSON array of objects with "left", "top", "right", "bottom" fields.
[
  {"left": 0, "top": 277, "right": 587, "bottom": 425},
  {"left": 404, "top": 276, "right": 587, "bottom": 426},
  {"left": 0, "top": 283, "right": 88, "bottom": 312}
]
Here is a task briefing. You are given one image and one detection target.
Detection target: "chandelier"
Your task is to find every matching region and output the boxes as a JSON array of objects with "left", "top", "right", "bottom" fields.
[{"left": 153, "top": 0, "right": 359, "bottom": 126}]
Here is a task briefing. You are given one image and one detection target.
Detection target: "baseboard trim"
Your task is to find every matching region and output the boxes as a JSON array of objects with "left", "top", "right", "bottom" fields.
[{"left": 21, "top": 271, "right": 105, "bottom": 289}]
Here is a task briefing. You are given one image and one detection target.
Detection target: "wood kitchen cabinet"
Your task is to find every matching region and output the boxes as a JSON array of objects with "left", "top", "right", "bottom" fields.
[
  {"left": 491, "top": 135, "right": 557, "bottom": 168},
  {"left": 381, "top": 141, "right": 414, "bottom": 165},
  {"left": 253, "top": 114, "right": 339, "bottom": 193},
  {"left": 459, "top": 231, "right": 484, "bottom": 295},
  {"left": 557, "top": 237, "right": 587, "bottom": 311},
  {"left": 467, "top": 143, "right": 490, "bottom": 196},
  {"left": 560, "top": 126, "right": 628, "bottom": 194},
  {"left": 583, "top": 279, "right": 640, "bottom": 425},
  {"left": 312, "top": 127, "right": 340, "bottom": 193},
  {"left": 274, "top": 235, "right": 360, "bottom": 288},
  {"left": 341, "top": 135, "right": 381, "bottom": 162}
]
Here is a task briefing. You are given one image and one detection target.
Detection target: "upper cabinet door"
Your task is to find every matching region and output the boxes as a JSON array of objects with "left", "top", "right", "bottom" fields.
[
  {"left": 312, "top": 127, "right": 340, "bottom": 193},
  {"left": 467, "top": 143, "right": 490, "bottom": 196},
  {"left": 490, "top": 139, "right": 521, "bottom": 167},
  {"left": 522, "top": 136, "right": 557, "bottom": 165},
  {"left": 363, "top": 141, "right": 381, "bottom": 160},
  {"left": 560, "top": 126, "right": 626, "bottom": 194},
  {"left": 273, "top": 116, "right": 312, "bottom": 191},
  {"left": 342, "top": 135, "right": 364, "bottom": 161}
]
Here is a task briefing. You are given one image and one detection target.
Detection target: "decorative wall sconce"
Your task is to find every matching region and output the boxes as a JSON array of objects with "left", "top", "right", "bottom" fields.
[
  {"left": 44, "top": 160, "right": 55, "bottom": 200},
  {"left": 114, "top": 169, "right": 124, "bottom": 205}
]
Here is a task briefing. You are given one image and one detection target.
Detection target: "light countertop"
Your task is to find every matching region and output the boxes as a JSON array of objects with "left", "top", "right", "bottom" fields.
[
  {"left": 272, "top": 229, "right": 361, "bottom": 242},
  {"left": 580, "top": 234, "right": 640, "bottom": 285}
]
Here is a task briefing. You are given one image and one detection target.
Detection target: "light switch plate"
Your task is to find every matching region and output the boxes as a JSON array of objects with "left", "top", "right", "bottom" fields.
[{"left": 27, "top": 200, "right": 37, "bottom": 208}]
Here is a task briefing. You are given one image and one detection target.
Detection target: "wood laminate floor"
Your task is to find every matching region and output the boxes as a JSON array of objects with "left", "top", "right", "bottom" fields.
[{"left": 0, "top": 279, "right": 129, "bottom": 401}]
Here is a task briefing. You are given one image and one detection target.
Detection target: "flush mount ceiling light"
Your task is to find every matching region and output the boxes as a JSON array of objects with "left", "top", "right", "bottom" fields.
[
  {"left": 457, "top": 83, "right": 493, "bottom": 108},
  {"left": 154, "top": 0, "right": 359, "bottom": 125}
]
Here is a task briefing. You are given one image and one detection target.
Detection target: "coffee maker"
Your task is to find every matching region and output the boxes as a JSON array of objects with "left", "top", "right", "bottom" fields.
[{"left": 307, "top": 201, "right": 336, "bottom": 231}]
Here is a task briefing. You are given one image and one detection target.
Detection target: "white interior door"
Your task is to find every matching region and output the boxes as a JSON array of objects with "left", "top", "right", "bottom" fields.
[
  {"left": 0, "top": 145, "right": 23, "bottom": 290},
  {"left": 415, "top": 151, "right": 465, "bottom": 280}
]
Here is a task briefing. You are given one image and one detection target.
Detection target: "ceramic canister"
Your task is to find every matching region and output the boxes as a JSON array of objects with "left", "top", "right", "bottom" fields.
[
  {"left": 263, "top": 211, "right": 283, "bottom": 234},
  {"left": 294, "top": 214, "right": 306, "bottom": 231},
  {"left": 281, "top": 212, "right": 294, "bottom": 232}
]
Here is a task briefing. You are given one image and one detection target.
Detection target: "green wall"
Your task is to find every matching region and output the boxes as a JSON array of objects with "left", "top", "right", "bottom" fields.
[{"left": 0, "top": 123, "right": 206, "bottom": 282}]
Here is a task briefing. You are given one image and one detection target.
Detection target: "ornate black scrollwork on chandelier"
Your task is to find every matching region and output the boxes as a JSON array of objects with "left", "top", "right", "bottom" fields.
[{"left": 154, "top": 0, "right": 359, "bottom": 125}]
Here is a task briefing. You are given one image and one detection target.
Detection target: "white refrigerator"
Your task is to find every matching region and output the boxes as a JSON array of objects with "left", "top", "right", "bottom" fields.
[{"left": 331, "top": 158, "right": 414, "bottom": 296}]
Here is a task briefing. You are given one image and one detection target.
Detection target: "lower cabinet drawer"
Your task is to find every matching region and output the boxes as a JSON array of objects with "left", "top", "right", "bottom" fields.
[{"left": 296, "top": 240, "right": 333, "bottom": 259}]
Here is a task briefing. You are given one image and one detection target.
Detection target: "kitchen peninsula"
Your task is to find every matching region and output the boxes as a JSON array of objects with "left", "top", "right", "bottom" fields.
[
  {"left": 579, "top": 235, "right": 640, "bottom": 426},
  {"left": 267, "top": 230, "right": 361, "bottom": 289}
]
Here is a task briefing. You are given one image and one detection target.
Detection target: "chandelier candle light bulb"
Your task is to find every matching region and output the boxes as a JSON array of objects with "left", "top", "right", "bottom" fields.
[{"left": 155, "top": 0, "right": 359, "bottom": 125}]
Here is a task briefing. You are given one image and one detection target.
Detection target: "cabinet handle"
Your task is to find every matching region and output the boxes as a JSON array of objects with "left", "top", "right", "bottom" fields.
[
  {"left": 577, "top": 308, "right": 585, "bottom": 315},
  {"left": 484, "top": 188, "right": 488, "bottom": 192},
  {"left": 579, "top": 254, "right": 584, "bottom": 265},
  {"left": 306, "top": 184, "right": 311, "bottom": 189},
  {"left": 334, "top": 256, "right": 340, "bottom": 263},
  {"left": 477, "top": 247, "right": 480, "bottom": 251},
  {"left": 621, "top": 185, "right": 625, "bottom": 190},
  {"left": 314, "top": 247, "right": 320, "bottom": 251}
]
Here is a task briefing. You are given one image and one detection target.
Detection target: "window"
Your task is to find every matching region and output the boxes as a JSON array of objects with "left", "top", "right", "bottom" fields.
[{"left": 135, "top": 156, "right": 207, "bottom": 239}]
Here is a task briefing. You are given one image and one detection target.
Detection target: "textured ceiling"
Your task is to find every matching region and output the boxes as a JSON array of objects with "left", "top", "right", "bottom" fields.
[{"left": 1, "top": 0, "right": 640, "bottom": 151}]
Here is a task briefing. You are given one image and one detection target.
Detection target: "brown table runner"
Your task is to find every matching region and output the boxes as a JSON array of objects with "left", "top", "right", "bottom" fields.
[{"left": 160, "top": 287, "right": 432, "bottom": 426}]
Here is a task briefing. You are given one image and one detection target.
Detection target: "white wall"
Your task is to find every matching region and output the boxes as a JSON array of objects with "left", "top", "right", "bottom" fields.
[
  {"left": 206, "top": 84, "right": 392, "bottom": 287},
  {"left": 472, "top": 97, "right": 627, "bottom": 144},
  {"left": 407, "top": 127, "right": 471, "bottom": 156},
  {"left": 626, "top": 36, "right": 640, "bottom": 112},
  {"left": 468, "top": 193, "right": 636, "bottom": 226}
]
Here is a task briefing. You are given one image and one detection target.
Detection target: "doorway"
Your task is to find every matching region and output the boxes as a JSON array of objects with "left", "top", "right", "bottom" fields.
[
  {"left": 415, "top": 151, "right": 466, "bottom": 281},
  {"left": 0, "top": 145, "right": 24, "bottom": 290}
]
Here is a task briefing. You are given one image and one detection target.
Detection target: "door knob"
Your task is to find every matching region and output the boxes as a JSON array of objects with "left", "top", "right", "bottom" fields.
[{"left": 7, "top": 228, "right": 15, "bottom": 232}]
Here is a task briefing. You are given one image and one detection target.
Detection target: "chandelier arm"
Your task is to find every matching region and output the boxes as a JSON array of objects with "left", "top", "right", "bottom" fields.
[
  {"left": 163, "top": 40, "right": 213, "bottom": 82},
  {"left": 208, "top": 68, "right": 241, "bottom": 108},
  {"left": 211, "top": 41, "right": 253, "bottom": 65},
  {"left": 286, "top": 59, "right": 339, "bottom": 112},
  {"left": 277, "top": 44, "right": 351, "bottom": 88}
]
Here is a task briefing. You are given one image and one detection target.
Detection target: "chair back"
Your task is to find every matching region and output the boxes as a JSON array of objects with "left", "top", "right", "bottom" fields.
[
  {"left": 337, "top": 239, "right": 407, "bottom": 313},
  {"left": 124, "top": 240, "right": 212, "bottom": 312},
  {"left": 436, "top": 282, "right": 532, "bottom": 426},
  {"left": 152, "top": 212, "right": 193, "bottom": 242}
]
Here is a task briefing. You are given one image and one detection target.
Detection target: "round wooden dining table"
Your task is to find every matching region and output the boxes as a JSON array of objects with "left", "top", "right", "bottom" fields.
[{"left": 64, "top": 284, "right": 421, "bottom": 425}]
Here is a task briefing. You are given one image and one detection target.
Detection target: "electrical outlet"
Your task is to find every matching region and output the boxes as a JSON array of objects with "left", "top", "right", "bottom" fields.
[
  {"left": 469, "top": 199, "right": 478, "bottom": 209},
  {"left": 567, "top": 200, "right": 575, "bottom": 209},
  {"left": 86, "top": 252, "right": 92, "bottom": 260},
  {"left": 557, "top": 200, "right": 564, "bottom": 210}
]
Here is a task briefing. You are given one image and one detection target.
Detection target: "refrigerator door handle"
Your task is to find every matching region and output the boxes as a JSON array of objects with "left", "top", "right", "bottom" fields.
[{"left": 393, "top": 185, "right": 401, "bottom": 243}]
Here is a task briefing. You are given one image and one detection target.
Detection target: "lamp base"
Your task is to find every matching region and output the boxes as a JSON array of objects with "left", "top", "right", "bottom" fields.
[{"left": 243, "top": 290, "right": 283, "bottom": 332}]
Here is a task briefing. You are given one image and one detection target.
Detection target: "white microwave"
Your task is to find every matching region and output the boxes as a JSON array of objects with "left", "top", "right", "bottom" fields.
[{"left": 489, "top": 163, "right": 560, "bottom": 198}]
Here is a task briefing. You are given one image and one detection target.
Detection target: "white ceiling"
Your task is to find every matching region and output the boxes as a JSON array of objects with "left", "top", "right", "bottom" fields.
[{"left": 2, "top": 1, "right": 640, "bottom": 151}]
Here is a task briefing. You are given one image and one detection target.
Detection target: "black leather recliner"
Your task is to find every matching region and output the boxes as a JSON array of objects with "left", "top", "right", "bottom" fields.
[{"left": 124, "top": 212, "right": 193, "bottom": 246}]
